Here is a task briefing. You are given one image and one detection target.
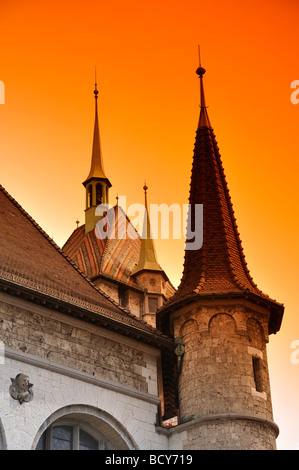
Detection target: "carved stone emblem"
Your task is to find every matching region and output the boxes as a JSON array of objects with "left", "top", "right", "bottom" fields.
[{"left": 9, "top": 373, "right": 33, "bottom": 404}]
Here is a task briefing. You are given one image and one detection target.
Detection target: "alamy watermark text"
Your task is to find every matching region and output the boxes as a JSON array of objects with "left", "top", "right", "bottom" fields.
[
  {"left": 290, "top": 80, "right": 299, "bottom": 104},
  {"left": 95, "top": 197, "right": 203, "bottom": 250}
]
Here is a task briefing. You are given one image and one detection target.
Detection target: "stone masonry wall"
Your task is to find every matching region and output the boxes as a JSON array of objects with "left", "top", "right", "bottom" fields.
[
  {"left": 0, "top": 295, "right": 159, "bottom": 395},
  {"left": 183, "top": 419, "right": 277, "bottom": 450},
  {"left": 172, "top": 301, "right": 276, "bottom": 449}
]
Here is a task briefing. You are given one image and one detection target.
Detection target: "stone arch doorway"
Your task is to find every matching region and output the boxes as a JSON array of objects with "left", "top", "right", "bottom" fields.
[{"left": 32, "top": 404, "right": 138, "bottom": 450}]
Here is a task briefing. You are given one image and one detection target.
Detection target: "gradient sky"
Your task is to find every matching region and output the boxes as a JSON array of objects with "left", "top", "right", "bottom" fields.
[{"left": 1, "top": 0, "right": 299, "bottom": 450}]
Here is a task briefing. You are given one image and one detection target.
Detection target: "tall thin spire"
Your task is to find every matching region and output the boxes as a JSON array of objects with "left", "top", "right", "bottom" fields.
[
  {"left": 83, "top": 73, "right": 109, "bottom": 183},
  {"left": 131, "top": 184, "right": 163, "bottom": 276},
  {"left": 158, "top": 59, "right": 284, "bottom": 335},
  {"left": 82, "top": 73, "right": 112, "bottom": 234},
  {"left": 196, "top": 47, "right": 211, "bottom": 128}
]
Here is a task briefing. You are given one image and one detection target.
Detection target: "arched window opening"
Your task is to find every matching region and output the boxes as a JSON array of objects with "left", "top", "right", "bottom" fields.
[
  {"left": 88, "top": 185, "right": 93, "bottom": 208},
  {"left": 252, "top": 357, "right": 263, "bottom": 393},
  {"left": 32, "top": 405, "right": 136, "bottom": 450},
  {"left": 96, "top": 184, "right": 103, "bottom": 206},
  {"left": 36, "top": 420, "right": 114, "bottom": 450}
]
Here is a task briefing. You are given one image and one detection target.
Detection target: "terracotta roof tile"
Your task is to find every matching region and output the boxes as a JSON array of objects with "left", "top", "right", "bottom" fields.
[
  {"left": 158, "top": 72, "right": 284, "bottom": 334},
  {"left": 63, "top": 205, "right": 142, "bottom": 286},
  {"left": 0, "top": 185, "right": 171, "bottom": 341}
]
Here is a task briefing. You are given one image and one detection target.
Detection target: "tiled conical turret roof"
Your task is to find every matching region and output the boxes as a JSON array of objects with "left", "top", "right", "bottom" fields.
[{"left": 158, "top": 63, "right": 284, "bottom": 334}]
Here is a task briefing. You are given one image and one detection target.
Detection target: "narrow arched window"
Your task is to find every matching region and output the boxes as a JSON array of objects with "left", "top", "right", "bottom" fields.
[
  {"left": 252, "top": 357, "right": 263, "bottom": 393},
  {"left": 88, "top": 185, "right": 93, "bottom": 207},
  {"left": 96, "top": 184, "right": 102, "bottom": 206}
]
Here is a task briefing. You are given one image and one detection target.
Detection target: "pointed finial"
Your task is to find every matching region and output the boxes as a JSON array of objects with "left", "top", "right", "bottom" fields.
[
  {"left": 143, "top": 181, "right": 148, "bottom": 193},
  {"left": 76, "top": 218, "right": 80, "bottom": 228},
  {"left": 195, "top": 46, "right": 211, "bottom": 127},
  {"left": 196, "top": 45, "right": 206, "bottom": 77},
  {"left": 94, "top": 66, "right": 99, "bottom": 99},
  {"left": 116, "top": 194, "right": 119, "bottom": 205}
]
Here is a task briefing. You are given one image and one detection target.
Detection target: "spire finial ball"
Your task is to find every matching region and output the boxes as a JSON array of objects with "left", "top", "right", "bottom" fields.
[{"left": 196, "top": 66, "right": 206, "bottom": 77}]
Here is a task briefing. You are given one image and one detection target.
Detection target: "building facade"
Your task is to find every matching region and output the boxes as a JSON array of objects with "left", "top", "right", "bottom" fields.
[{"left": 0, "top": 63, "right": 284, "bottom": 450}]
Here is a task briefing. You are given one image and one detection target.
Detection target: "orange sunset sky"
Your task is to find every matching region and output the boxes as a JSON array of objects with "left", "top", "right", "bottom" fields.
[{"left": 0, "top": 0, "right": 299, "bottom": 450}]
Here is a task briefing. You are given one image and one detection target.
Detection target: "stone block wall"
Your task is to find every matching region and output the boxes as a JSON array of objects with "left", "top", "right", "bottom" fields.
[
  {"left": 0, "top": 295, "right": 154, "bottom": 393},
  {"left": 0, "top": 292, "right": 168, "bottom": 450},
  {"left": 170, "top": 299, "right": 277, "bottom": 449},
  {"left": 183, "top": 418, "right": 277, "bottom": 450}
]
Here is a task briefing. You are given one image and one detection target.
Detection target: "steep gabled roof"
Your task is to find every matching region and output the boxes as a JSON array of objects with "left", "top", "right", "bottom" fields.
[
  {"left": 0, "top": 184, "right": 172, "bottom": 345},
  {"left": 158, "top": 66, "right": 284, "bottom": 334}
]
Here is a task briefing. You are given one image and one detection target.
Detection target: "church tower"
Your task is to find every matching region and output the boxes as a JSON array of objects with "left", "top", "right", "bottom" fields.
[
  {"left": 83, "top": 78, "right": 112, "bottom": 234},
  {"left": 157, "top": 61, "right": 284, "bottom": 449},
  {"left": 63, "top": 85, "right": 175, "bottom": 321}
]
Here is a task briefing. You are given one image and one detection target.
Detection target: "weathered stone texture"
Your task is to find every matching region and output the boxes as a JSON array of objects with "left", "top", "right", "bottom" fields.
[
  {"left": 183, "top": 420, "right": 277, "bottom": 450},
  {"left": 173, "top": 301, "right": 276, "bottom": 449},
  {"left": 0, "top": 299, "right": 149, "bottom": 393}
]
